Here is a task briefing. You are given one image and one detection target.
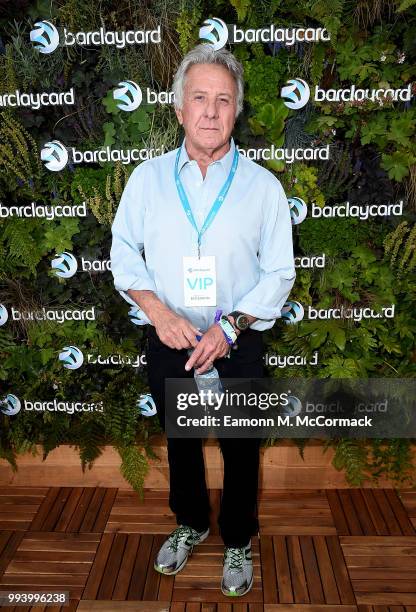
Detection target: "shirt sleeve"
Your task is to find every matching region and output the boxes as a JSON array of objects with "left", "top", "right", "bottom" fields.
[
  {"left": 110, "top": 163, "right": 157, "bottom": 313},
  {"left": 232, "top": 175, "right": 296, "bottom": 331}
]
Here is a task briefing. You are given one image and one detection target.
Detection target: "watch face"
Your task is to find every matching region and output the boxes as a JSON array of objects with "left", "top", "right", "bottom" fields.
[{"left": 236, "top": 314, "right": 249, "bottom": 330}]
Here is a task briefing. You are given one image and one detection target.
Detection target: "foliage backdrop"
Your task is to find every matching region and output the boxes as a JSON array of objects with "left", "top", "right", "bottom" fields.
[{"left": 0, "top": 0, "right": 415, "bottom": 492}]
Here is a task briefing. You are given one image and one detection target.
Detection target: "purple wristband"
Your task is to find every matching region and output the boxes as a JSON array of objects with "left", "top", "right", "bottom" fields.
[{"left": 214, "top": 309, "right": 223, "bottom": 323}]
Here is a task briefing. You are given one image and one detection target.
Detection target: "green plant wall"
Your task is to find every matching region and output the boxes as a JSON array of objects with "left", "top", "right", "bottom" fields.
[{"left": 0, "top": 0, "right": 415, "bottom": 491}]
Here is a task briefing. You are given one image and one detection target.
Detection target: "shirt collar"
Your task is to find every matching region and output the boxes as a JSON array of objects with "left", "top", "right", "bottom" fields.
[{"left": 177, "top": 136, "right": 236, "bottom": 177}]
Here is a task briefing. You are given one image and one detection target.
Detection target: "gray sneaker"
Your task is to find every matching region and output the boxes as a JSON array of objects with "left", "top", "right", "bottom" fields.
[
  {"left": 221, "top": 541, "right": 253, "bottom": 596},
  {"left": 154, "top": 524, "right": 209, "bottom": 575}
]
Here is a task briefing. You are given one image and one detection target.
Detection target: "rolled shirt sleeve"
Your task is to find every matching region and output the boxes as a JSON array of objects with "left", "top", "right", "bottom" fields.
[
  {"left": 110, "top": 163, "right": 157, "bottom": 313},
  {"left": 233, "top": 176, "right": 296, "bottom": 331}
]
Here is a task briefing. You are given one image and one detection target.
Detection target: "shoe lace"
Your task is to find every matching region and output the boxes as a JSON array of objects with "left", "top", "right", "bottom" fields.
[
  {"left": 167, "top": 526, "right": 198, "bottom": 553},
  {"left": 225, "top": 546, "right": 245, "bottom": 571}
]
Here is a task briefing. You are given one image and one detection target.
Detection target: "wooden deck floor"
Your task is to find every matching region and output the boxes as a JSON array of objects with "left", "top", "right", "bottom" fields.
[{"left": 0, "top": 486, "right": 415, "bottom": 611}]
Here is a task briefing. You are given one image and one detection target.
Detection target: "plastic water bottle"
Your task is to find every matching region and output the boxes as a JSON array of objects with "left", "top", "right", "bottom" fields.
[{"left": 187, "top": 348, "right": 224, "bottom": 412}]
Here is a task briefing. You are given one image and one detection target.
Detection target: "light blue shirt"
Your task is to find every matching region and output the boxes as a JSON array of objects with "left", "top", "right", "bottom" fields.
[{"left": 110, "top": 136, "right": 296, "bottom": 332}]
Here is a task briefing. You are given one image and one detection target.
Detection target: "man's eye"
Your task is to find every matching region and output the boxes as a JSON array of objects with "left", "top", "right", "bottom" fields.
[
  {"left": 220, "top": 98, "right": 230, "bottom": 104},
  {"left": 195, "top": 95, "right": 204, "bottom": 100}
]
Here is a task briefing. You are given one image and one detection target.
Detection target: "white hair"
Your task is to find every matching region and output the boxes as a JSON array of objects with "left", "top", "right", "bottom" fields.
[{"left": 172, "top": 44, "right": 244, "bottom": 118}]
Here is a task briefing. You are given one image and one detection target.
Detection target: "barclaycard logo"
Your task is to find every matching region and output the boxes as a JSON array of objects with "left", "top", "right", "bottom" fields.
[
  {"left": 51, "top": 251, "right": 78, "bottom": 278},
  {"left": 281, "top": 395, "right": 302, "bottom": 417},
  {"left": 58, "top": 346, "right": 84, "bottom": 369},
  {"left": 0, "top": 394, "right": 22, "bottom": 416},
  {"left": 288, "top": 197, "right": 307, "bottom": 225},
  {"left": 281, "top": 300, "right": 305, "bottom": 324},
  {"left": 113, "top": 80, "right": 143, "bottom": 111},
  {"left": 199, "top": 17, "right": 229, "bottom": 50},
  {"left": 137, "top": 393, "right": 157, "bottom": 417},
  {"left": 30, "top": 20, "right": 59, "bottom": 54},
  {"left": 281, "top": 78, "right": 413, "bottom": 110},
  {"left": 0, "top": 304, "right": 9, "bottom": 326},
  {"left": 281, "top": 78, "right": 310, "bottom": 110},
  {"left": 41, "top": 140, "right": 68, "bottom": 171}
]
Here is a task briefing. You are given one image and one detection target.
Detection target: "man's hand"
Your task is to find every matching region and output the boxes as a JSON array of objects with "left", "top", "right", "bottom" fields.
[
  {"left": 185, "top": 323, "right": 230, "bottom": 374},
  {"left": 127, "top": 289, "right": 199, "bottom": 350},
  {"left": 154, "top": 309, "right": 200, "bottom": 350}
]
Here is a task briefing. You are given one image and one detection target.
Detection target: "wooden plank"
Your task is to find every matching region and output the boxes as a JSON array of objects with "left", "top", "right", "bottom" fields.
[
  {"left": 142, "top": 535, "right": 163, "bottom": 600},
  {"left": 13, "top": 550, "right": 95, "bottom": 562},
  {"left": 157, "top": 570, "right": 174, "bottom": 601},
  {"left": 0, "top": 531, "right": 24, "bottom": 578},
  {"left": 127, "top": 533, "right": 153, "bottom": 600},
  {"left": 82, "top": 533, "right": 115, "bottom": 599},
  {"left": 384, "top": 488, "right": 416, "bottom": 535},
  {"left": 171, "top": 587, "right": 263, "bottom": 602},
  {"left": 349, "top": 490, "right": 377, "bottom": 535},
  {"left": 313, "top": 535, "right": 340, "bottom": 605},
  {"left": 299, "top": 536, "right": 325, "bottom": 604},
  {"left": 287, "top": 536, "right": 309, "bottom": 603},
  {"left": 6, "top": 560, "right": 88, "bottom": 574},
  {"left": 326, "top": 535, "right": 356, "bottom": 605},
  {"left": 326, "top": 490, "right": 349, "bottom": 535},
  {"left": 260, "top": 536, "right": 278, "bottom": 603},
  {"left": 352, "top": 579, "right": 416, "bottom": 592},
  {"left": 273, "top": 536, "right": 293, "bottom": 603},
  {"left": 169, "top": 603, "right": 186, "bottom": 612},
  {"left": 92, "top": 487, "right": 118, "bottom": 531},
  {"left": 66, "top": 488, "right": 96, "bottom": 532},
  {"left": 357, "top": 593, "right": 416, "bottom": 605},
  {"left": 372, "top": 490, "right": 402, "bottom": 535},
  {"left": 97, "top": 533, "right": 127, "bottom": 599},
  {"left": 349, "top": 568, "right": 416, "bottom": 579},
  {"left": 338, "top": 490, "right": 363, "bottom": 535},
  {"left": 29, "top": 487, "right": 61, "bottom": 530},
  {"left": 346, "top": 555, "right": 416, "bottom": 568},
  {"left": 111, "top": 533, "right": 141, "bottom": 600},
  {"left": 340, "top": 536, "right": 416, "bottom": 544},
  {"left": 360, "top": 489, "right": 388, "bottom": 535},
  {"left": 77, "top": 603, "right": 170, "bottom": 611},
  {"left": 50, "top": 487, "right": 83, "bottom": 532},
  {"left": 41, "top": 487, "right": 73, "bottom": 531},
  {"left": 261, "top": 526, "right": 336, "bottom": 535},
  {"left": 264, "top": 606, "right": 358, "bottom": 611},
  {"left": 80, "top": 487, "right": 107, "bottom": 532}
]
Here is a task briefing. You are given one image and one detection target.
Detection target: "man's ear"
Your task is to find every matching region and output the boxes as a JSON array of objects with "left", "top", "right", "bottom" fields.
[{"left": 175, "top": 106, "right": 183, "bottom": 125}]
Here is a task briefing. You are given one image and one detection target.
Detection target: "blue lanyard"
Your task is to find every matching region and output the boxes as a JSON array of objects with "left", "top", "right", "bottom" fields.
[{"left": 174, "top": 141, "right": 239, "bottom": 258}]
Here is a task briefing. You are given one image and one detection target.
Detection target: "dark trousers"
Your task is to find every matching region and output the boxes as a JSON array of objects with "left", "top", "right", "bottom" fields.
[{"left": 145, "top": 325, "right": 264, "bottom": 548}]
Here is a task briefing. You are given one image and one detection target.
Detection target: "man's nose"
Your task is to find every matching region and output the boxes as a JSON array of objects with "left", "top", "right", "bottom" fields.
[{"left": 204, "top": 98, "right": 219, "bottom": 118}]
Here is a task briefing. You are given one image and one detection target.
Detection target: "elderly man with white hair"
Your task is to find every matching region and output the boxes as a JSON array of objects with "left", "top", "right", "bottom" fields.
[{"left": 110, "top": 43, "right": 295, "bottom": 597}]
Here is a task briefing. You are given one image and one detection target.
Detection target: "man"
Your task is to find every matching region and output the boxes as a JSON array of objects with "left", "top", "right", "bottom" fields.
[{"left": 110, "top": 43, "right": 295, "bottom": 597}]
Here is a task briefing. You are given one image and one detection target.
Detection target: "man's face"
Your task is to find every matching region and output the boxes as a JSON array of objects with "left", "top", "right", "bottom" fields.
[{"left": 175, "top": 63, "right": 237, "bottom": 151}]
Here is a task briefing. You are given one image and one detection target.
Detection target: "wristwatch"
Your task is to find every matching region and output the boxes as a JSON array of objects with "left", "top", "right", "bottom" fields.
[{"left": 228, "top": 310, "right": 250, "bottom": 331}]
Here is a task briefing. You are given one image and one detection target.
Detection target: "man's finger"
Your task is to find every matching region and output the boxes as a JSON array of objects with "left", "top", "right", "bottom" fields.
[
  {"left": 185, "top": 343, "right": 205, "bottom": 370},
  {"left": 182, "top": 326, "right": 199, "bottom": 348}
]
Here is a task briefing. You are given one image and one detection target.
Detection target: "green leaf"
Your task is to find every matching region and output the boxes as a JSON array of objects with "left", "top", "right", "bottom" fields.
[
  {"left": 40, "top": 348, "right": 55, "bottom": 365},
  {"left": 381, "top": 151, "right": 413, "bottom": 181},
  {"left": 248, "top": 117, "right": 265, "bottom": 136},
  {"left": 330, "top": 327, "right": 346, "bottom": 351},
  {"left": 310, "top": 330, "right": 328, "bottom": 349},
  {"left": 102, "top": 90, "right": 121, "bottom": 115},
  {"left": 257, "top": 103, "right": 276, "bottom": 128},
  {"left": 103, "top": 122, "right": 116, "bottom": 147},
  {"left": 388, "top": 115, "right": 416, "bottom": 148}
]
